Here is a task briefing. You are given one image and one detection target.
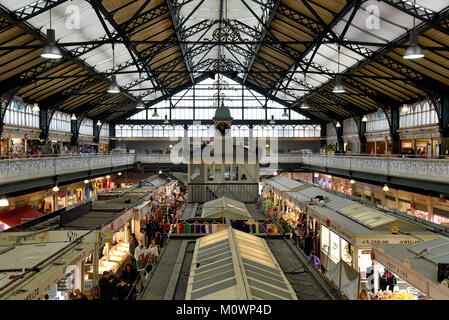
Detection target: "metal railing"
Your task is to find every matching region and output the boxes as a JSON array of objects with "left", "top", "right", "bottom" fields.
[{"left": 0, "top": 154, "right": 136, "bottom": 184}]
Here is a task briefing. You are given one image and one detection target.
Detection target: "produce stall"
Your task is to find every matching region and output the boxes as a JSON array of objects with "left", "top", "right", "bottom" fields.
[{"left": 370, "top": 238, "right": 449, "bottom": 300}]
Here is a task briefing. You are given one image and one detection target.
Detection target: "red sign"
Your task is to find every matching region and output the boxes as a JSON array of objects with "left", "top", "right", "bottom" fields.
[
  {"left": 110, "top": 222, "right": 114, "bottom": 231},
  {"left": 326, "top": 219, "right": 330, "bottom": 228}
]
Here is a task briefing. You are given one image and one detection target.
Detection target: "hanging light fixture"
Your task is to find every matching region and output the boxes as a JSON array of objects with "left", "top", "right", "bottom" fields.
[
  {"left": 84, "top": 179, "right": 89, "bottom": 184},
  {"left": 41, "top": 10, "right": 62, "bottom": 59},
  {"left": 282, "top": 108, "right": 289, "bottom": 118},
  {"left": 266, "top": 144, "right": 270, "bottom": 148},
  {"left": 314, "top": 173, "right": 319, "bottom": 178},
  {"left": 169, "top": 144, "right": 173, "bottom": 148},
  {"left": 362, "top": 115, "right": 368, "bottom": 122},
  {"left": 350, "top": 179, "right": 356, "bottom": 184},
  {"left": 32, "top": 103, "right": 40, "bottom": 112},
  {"left": 71, "top": 114, "right": 77, "bottom": 121},
  {"left": 52, "top": 185, "right": 59, "bottom": 192},
  {"left": 332, "top": 45, "right": 345, "bottom": 94},
  {"left": 158, "top": 170, "right": 163, "bottom": 174},
  {"left": 163, "top": 115, "right": 169, "bottom": 124},
  {"left": 269, "top": 115, "right": 275, "bottom": 125},
  {"left": 401, "top": 105, "right": 409, "bottom": 113},
  {"left": 136, "top": 99, "right": 145, "bottom": 109},
  {"left": 273, "top": 171, "right": 278, "bottom": 176},
  {"left": 0, "top": 196, "right": 9, "bottom": 207},
  {"left": 96, "top": 120, "right": 102, "bottom": 126},
  {"left": 383, "top": 184, "right": 390, "bottom": 192},
  {"left": 300, "top": 102, "right": 310, "bottom": 109},
  {"left": 107, "top": 75, "right": 120, "bottom": 94},
  {"left": 403, "top": 1, "right": 425, "bottom": 60},
  {"left": 152, "top": 108, "right": 159, "bottom": 118},
  {"left": 118, "top": 172, "right": 122, "bottom": 176},
  {"left": 107, "top": 44, "right": 120, "bottom": 94},
  {"left": 336, "top": 122, "right": 341, "bottom": 128}
]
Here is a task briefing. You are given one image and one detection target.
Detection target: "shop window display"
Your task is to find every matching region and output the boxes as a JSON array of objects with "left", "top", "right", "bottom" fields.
[
  {"left": 321, "top": 225, "right": 330, "bottom": 255},
  {"left": 329, "top": 230, "right": 340, "bottom": 264}
]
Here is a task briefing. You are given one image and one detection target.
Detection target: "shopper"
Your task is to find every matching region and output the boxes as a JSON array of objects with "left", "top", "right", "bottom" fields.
[
  {"left": 66, "top": 291, "right": 75, "bottom": 300},
  {"left": 99, "top": 271, "right": 117, "bottom": 300},
  {"left": 116, "top": 279, "right": 131, "bottom": 300},
  {"left": 43, "top": 294, "right": 49, "bottom": 300},
  {"left": 120, "top": 263, "right": 138, "bottom": 300},
  {"left": 73, "top": 288, "right": 88, "bottom": 301},
  {"left": 129, "top": 233, "right": 139, "bottom": 267},
  {"left": 304, "top": 233, "right": 314, "bottom": 257}
]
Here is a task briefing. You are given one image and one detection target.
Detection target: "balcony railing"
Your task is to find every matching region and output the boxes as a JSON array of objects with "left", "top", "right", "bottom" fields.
[
  {"left": 2, "top": 153, "right": 449, "bottom": 186},
  {"left": 0, "top": 154, "right": 136, "bottom": 184},
  {"left": 278, "top": 154, "right": 449, "bottom": 183}
]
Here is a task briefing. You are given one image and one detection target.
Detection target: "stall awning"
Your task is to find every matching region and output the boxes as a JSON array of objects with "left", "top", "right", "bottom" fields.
[
  {"left": 201, "top": 197, "right": 252, "bottom": 220},
  {"left": 0, "top": 206, "right": 44, "bottom": 228},
  {"left": 264, "top": 176, "right": 309, "bottom": 193}
]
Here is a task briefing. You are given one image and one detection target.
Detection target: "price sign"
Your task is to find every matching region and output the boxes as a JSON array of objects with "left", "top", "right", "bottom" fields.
[
  {"left": 98, "top": 232, "right": 113, "bottom": 244},
  {"left": 390, "top": 225, "right": 399, "bottom": 234}
]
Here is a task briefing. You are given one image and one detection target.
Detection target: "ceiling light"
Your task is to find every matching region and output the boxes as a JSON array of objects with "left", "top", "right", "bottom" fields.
[
  {"left": 362, "top": 115, "right": 368, "bottom": 122},
  {"left": 314, "top": 173, "right": 319, "bottom": 178},
  {"left": 107, "top": 75, "right": 120, "bottom": 94},
  {"left": 0, "top": 196, "right": 9, "bottom": 207},
  {"left": 336, "top": 122, "right": 341, "bottom": 128},
  {"left": 327, "top": 175, "right": 332, "bottom": 179},
  {"left": 169, "top": 144, "right": 173, "bottom": 148},
  {"left": 84, "top": 179, "right": 89, "bottom": 184},
  {"left": 383, "top": 184, "right": 390, "bottom": 192},
  {"left": 118, "top": 172, "right": 122, "bottom": 176},
  {"left": 32, "top": 103, "right": 40, "bottom": 112},
  {"left": 269, "top": 115, "right": 275, "bottom": 125},
  {"left": 96, "top": 120, "right": 102, "bottom": 126},
  {"left": 403, "top": 2, "right": 425, "bottom": 60},
  {"left": 332, "top": 78, "right": 345, "bottom": 94},
  {"left": 401, "top": 105, "right": 409, "bottom": 113},
  {"left": 350, "top": 179, "right": 355, "bottom": 184},
  {"left": 282, "top": 108, "right": 288, "bottom": 118},
  {"left": 52, "top": 185, "right": 59, "bottom": 192},
  {"left": 158, "top": 170, "right": 163, "bottom": 174},
  {"left": 41, "top": 29, "right": 62, "bottom": 59},
  {"left": 163, "top": 115, "right": 169, "bottom": 124},
  {"left": 152, "top": 109, "right": 159, "bottom": 118},
  {"left": 300, "top": 102, "right": 310, "bottom": 109},
  {"left": 71, "top": 114, "right": 77, "bottom": 121},
  {"left": 136, "top": 100, "right": 145, "bottom": 109},
  {"left": 266, "top": 144, "right": 270, "bottom": 148},
  {"left": 403, "top": 30, "right": 424, "bottom": 60},
  {"left": 273, "top": 171, "right": 278, "bottom": 176}
]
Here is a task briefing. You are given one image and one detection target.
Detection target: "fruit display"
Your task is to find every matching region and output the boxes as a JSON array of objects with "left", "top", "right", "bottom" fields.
[{"left": 369, "top": 291, "right": 416, "bottom": 300}]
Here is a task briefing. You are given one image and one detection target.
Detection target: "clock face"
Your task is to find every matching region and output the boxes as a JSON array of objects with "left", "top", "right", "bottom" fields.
[{"left": 216, "top": 122, "right": 230, "bottom": 136}]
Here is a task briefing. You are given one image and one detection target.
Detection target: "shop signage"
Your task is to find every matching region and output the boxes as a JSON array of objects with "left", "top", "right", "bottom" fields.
[
  {"left": 100, "top": 209, "right": 133, "bottom": 232},
  {"left": 0, "top": 232, "right": 48, "bottom": 244},
  {"left": 356, "top": 237, "right": 423, "bottom": 246},
  {"left": 98, "top": 232, "right": 114, "bottom": 244}
]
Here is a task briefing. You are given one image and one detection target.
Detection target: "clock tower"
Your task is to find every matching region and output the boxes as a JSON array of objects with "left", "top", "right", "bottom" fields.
[{"left": 213, "top": 101, "right": 233, "bottom": 137}]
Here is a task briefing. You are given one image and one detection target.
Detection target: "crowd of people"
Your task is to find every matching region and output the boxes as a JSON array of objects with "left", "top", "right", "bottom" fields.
[{"left": 97, "top": 183, "right": 186, "bottom": 301}]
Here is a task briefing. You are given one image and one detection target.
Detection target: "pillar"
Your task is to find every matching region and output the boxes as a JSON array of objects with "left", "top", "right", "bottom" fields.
[
  {"left": 93, "top": 239, "right": 99, "bottom": 288},
  {"left": 109, "top": 124, "right": 116, "bottom": 150},
  {"left": 336, "top": 122, "right": 344, "bottom": 153},
  {"left": 427, "top": 196, "right": 434, "bottom": 223},
  {"left": 359, "top": 117, "right": 367, "bottom": 154},
  {"left": 320, "top": 122, "right": 327, "bottom": 149},
  {"left": 390, "top": 105, "right": 401, "bottom": 155},
  {"left": 439, "top": 95, "right": 449, "bottom": 156}
]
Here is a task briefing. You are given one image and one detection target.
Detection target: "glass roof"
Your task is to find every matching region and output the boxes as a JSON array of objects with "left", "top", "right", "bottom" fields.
[{"left": 186, "top": 227, "right": 297, "bottom": 300}]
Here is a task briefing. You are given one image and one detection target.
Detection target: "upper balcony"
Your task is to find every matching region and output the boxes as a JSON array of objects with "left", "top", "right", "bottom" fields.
[{"left": 0, "top": 154, "right": 136, "bottom": 193}]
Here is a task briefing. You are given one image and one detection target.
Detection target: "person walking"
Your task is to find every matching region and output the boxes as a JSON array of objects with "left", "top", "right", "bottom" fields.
[
  {"left": 129, "top": 233, "right": 139, "bottom": 267},
  {"left": 304, "top": 233, "right": 314, "bottom": 257},
  {"left": 98, "top": 271, "right": 117, "bottom": 300}
]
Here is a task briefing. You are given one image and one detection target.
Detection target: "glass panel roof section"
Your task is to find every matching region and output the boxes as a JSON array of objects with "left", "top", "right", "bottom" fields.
[{"left": 186, "top": 227, "right": 297, "bottom": 300}]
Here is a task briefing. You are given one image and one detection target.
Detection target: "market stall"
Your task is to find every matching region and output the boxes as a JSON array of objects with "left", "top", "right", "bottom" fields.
[
  {"left": 370, "top": 238, "right": 449, "bottom": 300},
  {"left": 0, "top": 206, "right": 44, "bottom": 230}
]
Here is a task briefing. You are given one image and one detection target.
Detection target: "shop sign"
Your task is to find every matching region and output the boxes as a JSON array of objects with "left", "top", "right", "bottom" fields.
[
  {"left": 356, "top": 237, "right": 423, "bottom": 246},
  {"left": 0, "top": 232, "right": 48, "bottom": 244},
  {"left": 338, "top": 227, "right": 354, "bottom": 244},
  {"left": 100, "top": 210, "right": 133, "bottom": 232},
  {"left": 98, "top": 232, "right": 114, "bottom": 244}
]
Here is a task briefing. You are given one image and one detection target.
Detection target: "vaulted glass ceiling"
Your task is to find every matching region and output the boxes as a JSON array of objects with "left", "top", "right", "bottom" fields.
[{"left": 0, "top": 0, "right": 448, "bottom": 124}]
